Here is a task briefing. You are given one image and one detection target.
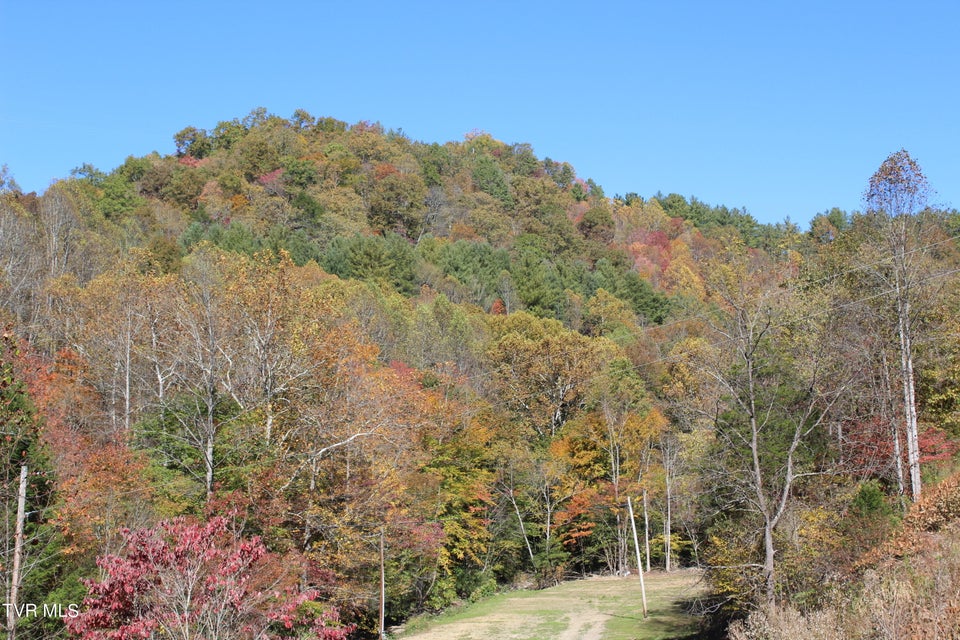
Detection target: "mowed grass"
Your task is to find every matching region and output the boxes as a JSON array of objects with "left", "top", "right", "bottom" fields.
[{"left": 394, "top": 569, "right": 706, "bottom": 640}]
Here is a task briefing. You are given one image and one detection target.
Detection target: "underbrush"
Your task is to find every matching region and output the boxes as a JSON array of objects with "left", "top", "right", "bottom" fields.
[{"left": 728, "top": 474, "right": 960, "bottom": 639}]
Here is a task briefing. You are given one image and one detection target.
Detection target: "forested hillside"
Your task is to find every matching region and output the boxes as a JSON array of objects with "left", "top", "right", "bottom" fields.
[{"left": 1, "top": 110, "right": 959, "bottom": 639}]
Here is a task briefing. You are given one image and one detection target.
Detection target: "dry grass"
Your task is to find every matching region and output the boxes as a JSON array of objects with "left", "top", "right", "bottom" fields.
[
  {"left": 729, "top": 520, "right": 960, "bottom": 640},
  {"left": 395, "top": 569, "right": 706, "bottom": 640}
]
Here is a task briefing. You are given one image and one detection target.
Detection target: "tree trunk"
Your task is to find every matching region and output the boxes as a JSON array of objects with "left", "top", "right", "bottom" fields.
[
  {"left": 265, "top": 401, "right": 274, "bottom": 446},
  {"left": 7, "top": 465, "right": 27, "bottom": 640},
  {"left": 609, "top": 436, "right": 625, "bottom": 573},
  {"left": 665, "top": 475, "right": 672, "bottom": 573},
  {"left": 124, "top": 311, "right": 132, "bottom": 433},
  {"left": 204, "top": 376, "right": 217, "bottom": 500},
  {"left": 763, "top": 517, "right": 776, "bottom": 607},
  {"left": 509, "top": 491, "right": 536, "bottom": 566},
  {"left": 880, "top": 349, "right": 906, "bottom": 498},
  {"left": 897, "top": 292, "right": 922, "bottom": 500},
  {"left": 642, "top": 488, "right": 651, "bottom": 572},
  {"left": 379, "top": 528, "right": 386, "bottom": 640},
  {"left": 662, "top": 434, "right": 677, "bottom": 573}
]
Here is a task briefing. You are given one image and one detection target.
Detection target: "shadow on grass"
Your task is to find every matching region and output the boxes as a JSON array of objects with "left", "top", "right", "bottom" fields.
[
  {"left": 599, "top": 593, "right": 721, "bottom": 640},
  {"left": 674, "top": 593, "right": 729, "bottom": 640}
]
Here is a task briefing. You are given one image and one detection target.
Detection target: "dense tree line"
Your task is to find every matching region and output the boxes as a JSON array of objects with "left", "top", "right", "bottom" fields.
[{"left": 1, "top": 110, "right": 960, "bottom": 638}]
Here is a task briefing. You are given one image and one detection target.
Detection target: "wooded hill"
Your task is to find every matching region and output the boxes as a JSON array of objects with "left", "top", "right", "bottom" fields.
[{"left": 1, "top": 109, "right": 959, "bottom": 638}]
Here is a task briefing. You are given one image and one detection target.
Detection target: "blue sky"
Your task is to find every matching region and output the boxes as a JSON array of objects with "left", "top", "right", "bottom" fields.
[{"left": 2, "top": 1, "right": 958, "bottom": 226}]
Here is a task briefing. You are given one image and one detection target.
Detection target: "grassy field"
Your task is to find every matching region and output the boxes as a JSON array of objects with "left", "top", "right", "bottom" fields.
[{"left": 394, "top": 569, "right": 707, "bottom": 640}]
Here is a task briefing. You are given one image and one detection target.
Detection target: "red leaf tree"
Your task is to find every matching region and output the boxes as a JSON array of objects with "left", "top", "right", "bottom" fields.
[{"left": 65, "top": 516, "right": 351, "bottom": 639}]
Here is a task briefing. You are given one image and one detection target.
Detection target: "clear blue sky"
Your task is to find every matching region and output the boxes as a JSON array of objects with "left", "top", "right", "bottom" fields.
[{"left": 2, "top": 1, "right": 958, "bottom": 226}]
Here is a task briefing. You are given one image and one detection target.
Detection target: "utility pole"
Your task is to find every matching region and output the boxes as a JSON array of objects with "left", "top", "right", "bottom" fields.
[
  {"left": 627, "top": 496, "right": 647, "bottom": 618},
  {"left": 8, "top": 464, "right": 27, "bottom": 640}
]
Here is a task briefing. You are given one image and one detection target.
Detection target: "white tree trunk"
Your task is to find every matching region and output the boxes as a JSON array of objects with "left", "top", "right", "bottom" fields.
[
  {"left": 642, "top": 488, "right": 651, "bottom": 572},
  {"left": 7, "top": 465, "right": 27, "bottom": 640},
  {"left": 897, "top": 293, "right": 922, "bottom": 500}
]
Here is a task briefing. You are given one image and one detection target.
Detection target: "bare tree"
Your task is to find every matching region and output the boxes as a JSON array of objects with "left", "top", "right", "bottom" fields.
[
  {"left": 860, "top": 149, "right": 941, "bottom": 501},
  {"left": 0, "top": 199, "right": 44, "bottom": 328},
  {"left": 699, "top": 242, "right": 849, "bottom": 606},
  {"left": 171, "top": 246, "right": 237, "bottom": 499}
]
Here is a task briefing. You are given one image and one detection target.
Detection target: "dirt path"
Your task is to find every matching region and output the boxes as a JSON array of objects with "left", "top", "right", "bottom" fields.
[
  {"left": 557, "top": 605, "right": 607, "bottom": 640},
  {"left": 395, "top": 569, "right": 704, "bottom": 640}
]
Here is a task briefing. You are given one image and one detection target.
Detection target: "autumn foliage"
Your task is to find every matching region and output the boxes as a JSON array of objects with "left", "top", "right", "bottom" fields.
[
  {"left": 3, "top": 115, "right": 960, "bottom": 639},
  {"left": 65, "top": 515, "right": 352, "bottom": 640}
]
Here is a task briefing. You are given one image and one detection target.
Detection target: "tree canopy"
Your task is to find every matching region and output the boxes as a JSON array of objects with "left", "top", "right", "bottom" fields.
[{"left": 2, "top": 116, "right": 960, "bottom": 638}]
